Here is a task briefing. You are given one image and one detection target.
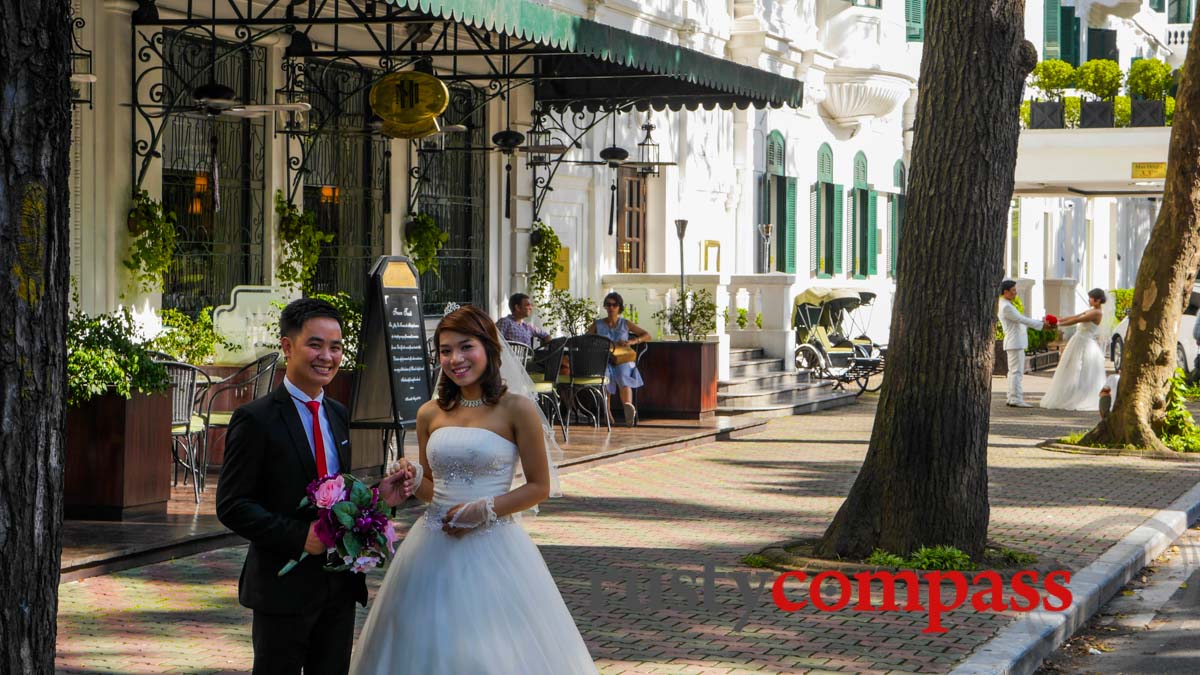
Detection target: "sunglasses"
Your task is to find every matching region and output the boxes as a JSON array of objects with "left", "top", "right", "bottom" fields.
[{"left": 604, "top": 302, "right": 619, "bottom": 308}]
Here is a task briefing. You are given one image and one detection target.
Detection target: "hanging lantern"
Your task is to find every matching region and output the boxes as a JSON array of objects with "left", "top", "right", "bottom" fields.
[
  {"left": 637, "top": 121, "right": 660, "bottom": 177},
  {"left": 526, "top": 114, "right": 552, "bottom": 168}
]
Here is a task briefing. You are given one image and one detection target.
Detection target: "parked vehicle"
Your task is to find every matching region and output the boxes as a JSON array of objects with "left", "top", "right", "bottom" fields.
[
  {"left": 792, "top": 287, "right": 885, "bottom": 394},
  {"left": 1110, "top": 310, "right": 1198, "bottom": 373}
]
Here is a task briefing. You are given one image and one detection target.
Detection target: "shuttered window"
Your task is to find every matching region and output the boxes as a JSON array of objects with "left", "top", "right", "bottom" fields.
[
  {"left": 616, "top": 168, "right": 646, "bottom": 272},
  {"left": 1060, "top": 8, "right": 1081, "bottom": 67},
  {"left": 889, "top": 161, "right": 905, "bottom": 279},
  {"left": 1169, "top": 0, "right": 1193, "bottom": 24},
  {"left": 811, "top": 144, "right": 841, "bottom": 277},
  {"left": 1152, "top": 0, "right": 1165, "bottom": 13},
  {"left": 906, "top": 0, "right": 925, "bottom": 42},
  {"left": 1087, "top": 28, "right": 1119, "bottom": 62},
  {"left": 1044, "top": 0, "right": 1061, "bottom": 60}
]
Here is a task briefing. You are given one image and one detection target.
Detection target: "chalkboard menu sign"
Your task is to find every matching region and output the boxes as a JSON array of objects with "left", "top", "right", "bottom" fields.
[{"left": 350, "top": 256, "right": 432, "bottom": 429}]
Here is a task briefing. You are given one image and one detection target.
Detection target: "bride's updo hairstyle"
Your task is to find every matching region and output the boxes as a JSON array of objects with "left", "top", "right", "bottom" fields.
[
  {"left": 1088, "top": 288, "right": 1107, "bottom": 304},
  {"left": 434, "top": 304, "right": 508, "bottom": 410}
]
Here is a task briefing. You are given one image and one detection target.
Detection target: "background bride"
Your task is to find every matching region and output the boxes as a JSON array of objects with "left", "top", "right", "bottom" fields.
[{"left": 1040, "top": 288, "right": 1109, "bottom": 411}]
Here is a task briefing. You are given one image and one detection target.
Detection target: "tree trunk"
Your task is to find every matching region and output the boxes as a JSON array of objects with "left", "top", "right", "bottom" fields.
[
  {"left": 817, "top": 1, "right": 1036, "bottom": 560},
  {"left": 1081, "top": 13, "right": 1200, "bottom": 452},
  {"left": 0, "top": 0, "right": 73, "bottom": 671}
]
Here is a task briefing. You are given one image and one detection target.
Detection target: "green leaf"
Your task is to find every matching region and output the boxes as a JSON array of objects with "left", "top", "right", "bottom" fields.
[
  {"left": 343, "top": 532, "right": 362, "bottom": 559},
  {"left": 298, "top": 496, "right": 311, "bottom": 509},
  {"left": 332, "top": 501, "right": 358, "bottom": 529},
  {"left": 349, "top": 479, "right": 372, "bottom": 508}
]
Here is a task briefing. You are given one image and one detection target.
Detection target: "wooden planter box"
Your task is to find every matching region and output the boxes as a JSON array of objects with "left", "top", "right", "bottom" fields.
[
  {"left": 993, "top": 340, "right": 1060, "bottom": 376},
  {"left": 1131, "top": 99, "right": 1166, "bottom": 127},
  {"left": 635, "top": 340, "right": 718, "bottom": 419},
  {"left": 1080, "top": 100, "right": 1114, "bottom": 128},
  {"left": 65, "top": 391, "right": 172, "bottom": 520},
  {"left": 1030, "top": 101, "right": 1064, "bottom": 129}
]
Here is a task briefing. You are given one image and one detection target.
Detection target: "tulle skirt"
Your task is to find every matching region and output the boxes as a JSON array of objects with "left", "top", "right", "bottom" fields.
[
  {"left": 350, "top": 513, "right": 596, "bottom": 674},
  {"left": 1039, "top": 332, "right": 1108, "bottom": 411}
]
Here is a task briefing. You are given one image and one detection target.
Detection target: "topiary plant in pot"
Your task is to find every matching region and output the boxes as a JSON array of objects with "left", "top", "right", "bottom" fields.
[
  {"left": 1127, "top": 58, "right": 1172, "bottom": 126},
  {"left": 1029, "top": 60, "right": 1075, "bottom": 129},
  {"left": 1075, "top": 59, "right": 1122, "bottom": 128}
]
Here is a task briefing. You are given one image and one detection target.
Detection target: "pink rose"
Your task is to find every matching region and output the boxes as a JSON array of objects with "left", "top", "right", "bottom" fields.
[{"left": 313, "top": 475, "right": 347, "bottom": 509}]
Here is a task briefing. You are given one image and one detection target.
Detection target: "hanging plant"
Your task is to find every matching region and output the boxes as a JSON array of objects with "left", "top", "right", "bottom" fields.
[
  {"left": 405, "top": 212, "right": 449, "bottom": 277},
  {"left": 123, "top": 190, "right": 178, "bottom": 295},
  {"left": 275, "top": 189, "right": 332, "bottom": 294},
  {"left": 527, "top": 220, "right": 563, "bottom": 303}
]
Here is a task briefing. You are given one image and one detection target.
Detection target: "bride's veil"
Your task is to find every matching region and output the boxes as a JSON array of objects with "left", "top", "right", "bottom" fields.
[{"left": 497, "top": 337, "right": 564, "bottom": 501}]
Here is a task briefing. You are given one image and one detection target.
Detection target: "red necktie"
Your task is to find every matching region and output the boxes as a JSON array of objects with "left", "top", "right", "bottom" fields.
[{"left": 304, "top": 400, "right": 329, "bottom": 478}]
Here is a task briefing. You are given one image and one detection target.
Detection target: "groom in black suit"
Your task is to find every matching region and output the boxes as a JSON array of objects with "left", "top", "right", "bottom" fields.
[{"left": 217, "top": 298, "right": 383, "bottom": 674}]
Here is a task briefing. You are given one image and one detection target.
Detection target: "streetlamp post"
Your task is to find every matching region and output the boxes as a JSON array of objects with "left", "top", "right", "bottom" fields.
[{"left": 674, "top": 218, "right": 688, "bottom": 298}]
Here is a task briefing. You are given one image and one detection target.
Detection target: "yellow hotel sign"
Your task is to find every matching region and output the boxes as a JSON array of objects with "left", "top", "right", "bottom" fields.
[
  {"left": 369, "top": 72, "right": 449, "bottom": 139},
  {"left": 1132, "top": 162, "right": 1167, "bottom": 179}
]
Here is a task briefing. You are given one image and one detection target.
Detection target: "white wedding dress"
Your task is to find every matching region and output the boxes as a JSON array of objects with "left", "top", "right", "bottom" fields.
[
  {"left": 350, "top": 426, "right": 596, "bottom": 674},
  {"left": 1039, "top": 321, "right": 1107, "bottom": 411}
]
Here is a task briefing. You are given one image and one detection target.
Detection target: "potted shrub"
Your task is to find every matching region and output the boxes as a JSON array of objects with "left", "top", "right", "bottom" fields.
[
  {"left": 149, "top": 306, "right": 240, "bottom": 365},
  {"left": 1075, "top": 59, "right": 1122, "bottom": 128},
  {"left": 66, "top": 305, "right": 173, "bottom": 519},
  {"left": 527, "top": 220, "right": 563, "bottom": 305},
  {"left": 1127, "top": 58, "right": 1173, "bottom": 126},
  {"left": 1029, "top": 60, "right": 1074, "bottom": 129},
  {"left": 124, "top": 190, "right": 177, "bottom": 295},
  {"left": 275, "top": 190, "right": 332, "bottom": 294},
  {"left": 405, "top": 212, "right": 449, "bottom": 277},
  {"left": 640, "top": 289, "right": 720, "bottom": 418},
  {"left": 543, "top": 290, "right": 598, "bottom": 337}
]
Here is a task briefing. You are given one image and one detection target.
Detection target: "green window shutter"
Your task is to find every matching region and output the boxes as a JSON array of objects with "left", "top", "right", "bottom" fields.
[
  {"left": 1170, "top": 0, "right": 1192, "bottom": 24},
  {"left": 906, "top": 0, "right": 925, "bottom": 42},
  {"left": 817, "top": 144, "right": 833, "bottom": 183},
  {"left": 784, "top": 177, "right": 797, "bottom": 274},
  {"left": 832, "top": 184, "right": 844, "bottom": 274},
  {"left": 1152, "top": 0, "right": 1165, "bottom": 12},
  {"left": 810, "top": 183, "right": 819, "bottom": 275},
  {"left": 1044, "top": 0, "right": 1061, "bottom": 61},
  {"left": 850, "top": 189, "right": 859, "bottom": 276},
  {"left": 853, "top": 152, "right": 868, "bottom": 189},
  {"left": 867, "top": 190, "right": 878, "bottom": 276},
  {"left": 1060, "top": 8, "right": 1080, "bottom": 67}
]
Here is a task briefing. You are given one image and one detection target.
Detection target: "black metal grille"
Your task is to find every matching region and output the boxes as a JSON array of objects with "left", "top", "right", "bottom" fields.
[
  {"left": 161, "top": 32, "right": 266, "bottom": 315},
  {"left": 417, "top": 85, "right": 488, "bottom": 316},
  {"left": 301, "top": 60, "right": 387, "bottom": 303}
]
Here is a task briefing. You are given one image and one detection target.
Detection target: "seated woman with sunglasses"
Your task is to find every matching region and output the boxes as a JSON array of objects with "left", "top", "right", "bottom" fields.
[{"left": 588, "top": 292, "right": 650, "bottom": 426}]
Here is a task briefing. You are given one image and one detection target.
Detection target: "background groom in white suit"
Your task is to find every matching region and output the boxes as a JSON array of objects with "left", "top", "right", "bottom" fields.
[{"left": 998, "top": 280, "right": 1052, "bottom": 407}]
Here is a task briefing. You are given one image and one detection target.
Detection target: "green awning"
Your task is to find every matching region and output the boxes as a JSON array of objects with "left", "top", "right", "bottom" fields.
[{"left": 384, "top": 0, "right": 803, "bottom": 110}]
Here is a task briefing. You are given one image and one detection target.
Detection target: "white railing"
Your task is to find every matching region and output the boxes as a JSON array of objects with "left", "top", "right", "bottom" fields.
[{"left": 727, "top": 273, "right": 800, "bottom": 368}]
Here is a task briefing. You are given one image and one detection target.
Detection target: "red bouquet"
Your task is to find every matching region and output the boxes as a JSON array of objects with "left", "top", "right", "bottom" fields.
[{"left": 278, "top": 473, "right": 398, "bottom": 576}]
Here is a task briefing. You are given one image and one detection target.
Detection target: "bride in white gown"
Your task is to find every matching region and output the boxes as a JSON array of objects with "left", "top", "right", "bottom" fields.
[
  {"left": 352, "top": 305, "right": 595, "bottom": 674},
  {"left": 1040, "top": 288, "right": 1109, "bottom": 411}
]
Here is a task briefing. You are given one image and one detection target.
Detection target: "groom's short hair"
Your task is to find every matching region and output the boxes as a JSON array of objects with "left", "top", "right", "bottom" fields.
[
  {"left": 280, "top": 298, "right": 343, "bottom": 339},
  {"left": 1000, "top": 280, "right": 1017, "bottom": 294}
]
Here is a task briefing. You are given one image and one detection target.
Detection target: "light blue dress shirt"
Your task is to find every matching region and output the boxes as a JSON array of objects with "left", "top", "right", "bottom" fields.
[{"left": 283, "top": 377, "right": 340, "bottom": 476}]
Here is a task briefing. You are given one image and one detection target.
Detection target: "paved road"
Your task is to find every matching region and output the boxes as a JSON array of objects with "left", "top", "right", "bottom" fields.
[
  {"left": 1040, "top": 526, "right": 1200, "bottom": 674},
  {"left": 56, "top": 372, "right": 1200, "bottom": 673}
]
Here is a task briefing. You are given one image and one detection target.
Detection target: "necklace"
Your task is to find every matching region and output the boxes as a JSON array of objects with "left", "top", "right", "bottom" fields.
[{"left": 460, "top": 397, "right": 484, "bottom": 408}]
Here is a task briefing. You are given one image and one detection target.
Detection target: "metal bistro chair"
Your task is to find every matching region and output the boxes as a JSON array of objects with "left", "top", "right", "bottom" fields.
[
  {"left": 202, "top": 352, "right": 280, "bottom": 491},
  {"left": 157, "top": 360, "right": 210, "bottom": 504},
  {"left": 566, "top": 334, "right": 614, "bottom": 432},
  {"left": 532, "top": 337, "right": 569, "bottom": 443}
]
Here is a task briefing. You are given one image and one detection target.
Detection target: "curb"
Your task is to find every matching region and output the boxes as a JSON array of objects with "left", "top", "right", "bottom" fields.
[{"left": 951, "top": 481, "right": 1200, "bottom": 675}]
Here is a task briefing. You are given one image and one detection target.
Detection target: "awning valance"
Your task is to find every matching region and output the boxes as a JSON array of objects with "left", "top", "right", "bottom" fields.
[{"left": 384, "top": 0, "right": 804, "bottom": 110}]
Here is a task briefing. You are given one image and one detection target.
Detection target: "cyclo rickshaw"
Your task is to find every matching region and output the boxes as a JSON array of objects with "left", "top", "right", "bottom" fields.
[{"left": 791, "top": 287, "right": 886, "bottom": 394}]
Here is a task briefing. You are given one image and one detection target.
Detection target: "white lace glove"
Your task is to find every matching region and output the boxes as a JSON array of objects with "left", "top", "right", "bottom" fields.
[{"left": 445, "top": 497, "right": 497, "bottom": 531}]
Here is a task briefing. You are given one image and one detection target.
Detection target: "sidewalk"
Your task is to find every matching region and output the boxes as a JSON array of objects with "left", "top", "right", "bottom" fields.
[{"left": 55, "top": 372, "right": 1200, "bottom": 673}]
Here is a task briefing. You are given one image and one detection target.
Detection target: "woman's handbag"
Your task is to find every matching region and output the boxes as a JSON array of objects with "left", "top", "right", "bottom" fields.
[{"left": 611, "top": 345, "right": 637, "bottom": 366}]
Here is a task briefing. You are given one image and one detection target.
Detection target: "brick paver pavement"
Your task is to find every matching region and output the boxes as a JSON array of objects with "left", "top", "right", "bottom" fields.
[{"left": 56, "top": 373, "right": 1200, "bottom": 673}]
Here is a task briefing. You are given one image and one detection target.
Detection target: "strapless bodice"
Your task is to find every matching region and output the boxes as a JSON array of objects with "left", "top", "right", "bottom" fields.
[{"left": 424, "top": 426, "right": 517, "bottom": 525}]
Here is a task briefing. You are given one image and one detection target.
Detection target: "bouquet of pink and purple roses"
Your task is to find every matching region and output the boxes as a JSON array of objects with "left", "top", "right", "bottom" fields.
[{"left": 278, "top": 473, "right": 399, "bottom": 576}]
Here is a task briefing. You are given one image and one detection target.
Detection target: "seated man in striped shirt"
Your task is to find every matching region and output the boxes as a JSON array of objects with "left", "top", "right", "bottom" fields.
[{"left": 496, "top": 293, "right": 550, "bottom": 348}]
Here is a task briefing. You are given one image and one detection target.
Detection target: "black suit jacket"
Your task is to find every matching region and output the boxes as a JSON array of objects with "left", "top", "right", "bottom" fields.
[{"left": 216, "top": 385, "right": 368, "bottom": 614}]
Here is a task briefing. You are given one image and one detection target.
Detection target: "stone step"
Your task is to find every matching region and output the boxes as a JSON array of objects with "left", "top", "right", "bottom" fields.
[
  {"left": 719, "top": 370, "right": 812, "bottom": 394},
  {"left": 717, "top": 382, "right": 829, "bottom": 407},
  {"left": 716, "top": 385, "right": 858, "bottom": 418},
  {"left": 728, "top": 347, "right": 765, "bottom": 364},
  {"left": 728, "top": 357, "right": 787, "bottom": 379}
]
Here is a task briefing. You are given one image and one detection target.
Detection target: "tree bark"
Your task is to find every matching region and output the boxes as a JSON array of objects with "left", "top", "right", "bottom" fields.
[
  {"left": 817, "top": 1, "right": 1036, "bottom": 560},
  {"left": 0, "top": 0, "right": 73, "bottom": 671},
  {"left": 1080, "top": 13, "right": 1200, "bottom": 452}
]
